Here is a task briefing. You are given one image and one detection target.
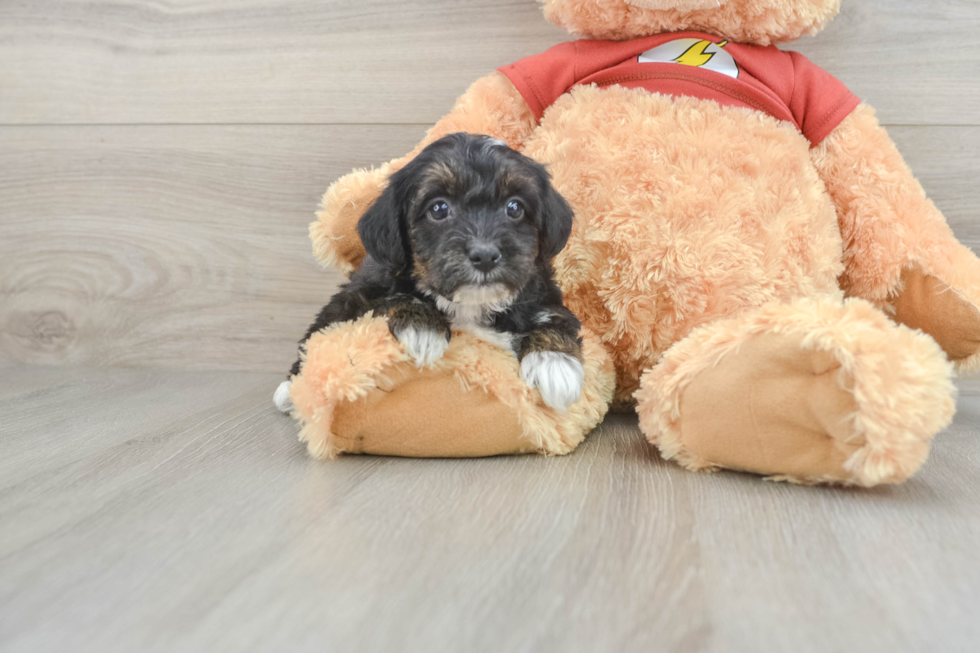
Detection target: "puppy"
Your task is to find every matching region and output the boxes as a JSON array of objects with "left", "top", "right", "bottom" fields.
[{"left": 274, "top": 133, "right": 584, "bottom": 414}]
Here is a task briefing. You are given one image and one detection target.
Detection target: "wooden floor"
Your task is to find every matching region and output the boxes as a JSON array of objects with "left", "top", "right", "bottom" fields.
[
  {"left": 0, "top": 364, "right": 979, "bottom": 652},
  {"left": 2, "top": 1, "right": 980, "bottom": 651}
]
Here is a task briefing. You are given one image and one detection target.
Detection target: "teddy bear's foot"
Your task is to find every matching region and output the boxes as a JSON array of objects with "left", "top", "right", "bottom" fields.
[
  {"left": 636, "top": 298, "right": 956, "bottom": 486},
  {"left": 287, "top": 316, "right": 615, "bottom": 459}
]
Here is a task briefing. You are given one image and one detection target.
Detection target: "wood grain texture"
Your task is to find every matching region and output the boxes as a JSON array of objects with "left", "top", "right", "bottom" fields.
[
  {"left": 0, "top": 124, "right": 422, "bottom": 370},
  {"left": 788, "top": 0, "right": 980, "bottom": 126},
  {"left": 1, "top": 0, "right": 978, "bottom": 126},
  {"left": 0, "top": 364, "right": 977, "bottom": 652},
  {"left": 0, "top": 0, "right": 569, "bottom": 126},
  {"left": 2, "top": 124, "right": 978, "bottom": 371}
]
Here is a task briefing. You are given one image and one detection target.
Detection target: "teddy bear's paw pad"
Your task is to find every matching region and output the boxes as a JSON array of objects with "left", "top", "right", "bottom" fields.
[
  {"left": 393, "top": 326, "right": 450, "bottom": 368},
  {"left": 893, "top": 266, "right": 980, "bottom": 362},
  {"left": 521, "top": 351, "right": 585, "bottom": 412},
  {"left": 671, "top": 333, "right": 865, "bottom": 481},
  {"left": 274, "top": 380, "right": 293, "bottom": 413},
  {"left": 641, "top": 302, "right": 956, "bottom": 487}
]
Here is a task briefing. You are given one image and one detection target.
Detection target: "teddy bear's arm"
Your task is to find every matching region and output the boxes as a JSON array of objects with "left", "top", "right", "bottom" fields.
[
  {"left": 311, "top": 71, "right": 537, "bottom": 275},
  {"left": 811, "top": 103, "right": 980, "bottom": 369}
]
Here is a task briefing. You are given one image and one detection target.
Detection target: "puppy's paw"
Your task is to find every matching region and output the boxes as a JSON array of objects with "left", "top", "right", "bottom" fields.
[
  {"left": 274, "top": 380, "right": 293, "bottom": 413},
  {"left": 520, "top": 351, "right": 584, "bottom": 412},
  {"left": 394, "top": 326, "right": 450, "bottom": 367}
]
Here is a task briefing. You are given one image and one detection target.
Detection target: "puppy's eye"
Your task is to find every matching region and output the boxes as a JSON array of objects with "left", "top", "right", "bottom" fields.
[
  {"left": 506, "top": 199, "right": 525, "bottom": 220},
  {"left": 427, "top": 200, "right": 450, "bottom": 221}
]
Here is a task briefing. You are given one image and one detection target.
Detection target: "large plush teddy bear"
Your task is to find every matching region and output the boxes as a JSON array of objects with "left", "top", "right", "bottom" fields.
[{"left": 286, "top": 0, "right": 980, "bottom": 486}]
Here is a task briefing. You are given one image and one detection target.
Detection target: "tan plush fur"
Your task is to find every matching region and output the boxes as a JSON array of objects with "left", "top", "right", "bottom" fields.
[
  {"left": 811, "top": 104, "right": 980, "bottom": 369},
  {"left": 290, "top": 316, "right": 615, "bottom": 459},
  {"left": 542, "top": 0, "right": 841, "bottom": 45},
  {"left": 635, "top": 298, "right": 956, "bottom": 486},
  {"left": 522, "top": 84, "right": 845, "bottom": 405},
  {"left": 299, "top": 0, "right": 975, "bottom": 484}
]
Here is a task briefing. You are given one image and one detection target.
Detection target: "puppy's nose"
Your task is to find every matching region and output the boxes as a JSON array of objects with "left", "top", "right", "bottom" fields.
[{"left": 468, "top": 244, "right": 502, "bottom": 273}]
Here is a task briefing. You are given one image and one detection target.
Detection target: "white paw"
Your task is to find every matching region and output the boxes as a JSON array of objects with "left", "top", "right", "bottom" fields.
[
  {"left": 394, "top": 326, "right": 449, "bottom": 367},
  {"left": 520, "top": 352, "right": 584, "bottom": 412},
  {"left": 274, "top": 380, "right": 293, "bottom": 413}
]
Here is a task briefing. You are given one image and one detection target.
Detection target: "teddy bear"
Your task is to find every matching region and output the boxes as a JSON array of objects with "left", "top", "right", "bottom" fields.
[{"left": 285, "top": 0, "right": 980, "bottom": 486}]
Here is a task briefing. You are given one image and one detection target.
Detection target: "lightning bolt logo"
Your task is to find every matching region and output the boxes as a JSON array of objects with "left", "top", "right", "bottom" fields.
[
  {"left": 638, "top": 38, "right": 739, "bottom": 78},
  {"left": 672, "top": 40, "right": 729, "bottom": 67}
]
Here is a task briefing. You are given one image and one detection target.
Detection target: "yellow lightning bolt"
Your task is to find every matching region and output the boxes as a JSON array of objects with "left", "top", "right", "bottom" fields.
[{"left": 673, "top": 40, "right": 728, "bottom": 67}]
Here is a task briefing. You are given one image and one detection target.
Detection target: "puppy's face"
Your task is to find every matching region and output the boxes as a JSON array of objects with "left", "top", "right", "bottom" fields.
[
  {"left": 408, "top": 138, "right": 551, "bottom": 303},
  {"left": 358, "top": 133, "right": 574, "bottom": 307}
]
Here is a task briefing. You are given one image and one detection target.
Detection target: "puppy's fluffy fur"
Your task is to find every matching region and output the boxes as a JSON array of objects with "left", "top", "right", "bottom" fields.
[{"left": 277, "top": 133, "right": 584, "bottom": 412}]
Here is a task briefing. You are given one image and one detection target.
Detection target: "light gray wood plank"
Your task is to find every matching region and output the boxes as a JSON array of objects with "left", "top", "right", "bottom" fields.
[
  {"left": 889, "top": 125, "right": 980, "bottom": 247},
  {"left": 0, "top": 124, "right": 425, "bottom": 371},
  {"left": 0, "top": 0, "right": 570, "bottom": 126},
  {"left": 1, "top": 0, "right": 977, "bottom": 126},
  {"left": 0, "top": 366, "right": 977, "bottom": 652},
  {"left": 2, "top": 124, "right": 978, "bottom": 372}
]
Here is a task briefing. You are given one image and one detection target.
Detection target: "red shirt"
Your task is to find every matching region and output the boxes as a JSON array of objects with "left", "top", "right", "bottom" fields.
[{"left": 498, "top": 32, "right": 860, "bottom": 146}]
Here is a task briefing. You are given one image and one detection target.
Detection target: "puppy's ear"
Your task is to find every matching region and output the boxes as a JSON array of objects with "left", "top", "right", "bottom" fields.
[
  {"left": 538, "top": 182, "right": 575, "bottom": 260},
  {"left": 357, "top": 175, "right": 409, "bottom": 270}
]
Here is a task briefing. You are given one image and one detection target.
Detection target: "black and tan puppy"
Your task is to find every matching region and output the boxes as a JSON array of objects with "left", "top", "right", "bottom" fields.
[{"left": 275, "top": 133, "right": 584, "bottom": 412}]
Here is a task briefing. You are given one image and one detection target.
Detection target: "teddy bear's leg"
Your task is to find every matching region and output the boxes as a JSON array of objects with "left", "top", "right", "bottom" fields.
[
  {"left": 287, "top": 316, "right": 615, "bottom": 459},
  {"left": 635, "top": 298, "right": 956, "bottom": 486},
  {"left": 812, "top": 103, "right": 980, "bottom": 370},
  {"left": 312, "top": 72, "right": 537, "bottom": 274}
]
